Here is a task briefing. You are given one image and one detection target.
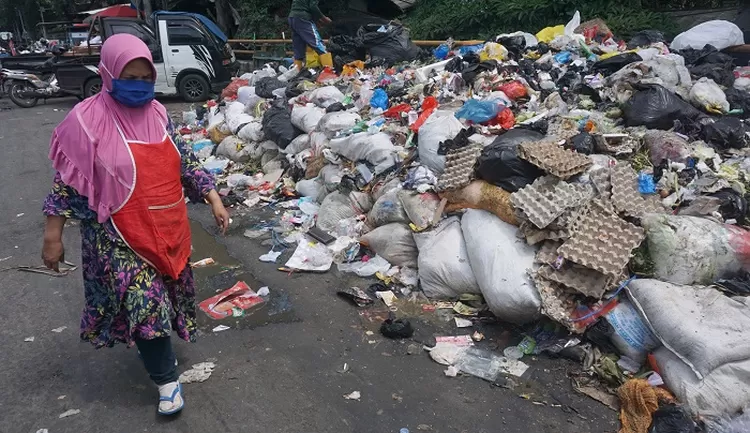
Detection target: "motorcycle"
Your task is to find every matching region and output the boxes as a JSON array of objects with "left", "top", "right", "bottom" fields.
[{"left": 4, "top": 45, "right": 82, "bottom": 108}]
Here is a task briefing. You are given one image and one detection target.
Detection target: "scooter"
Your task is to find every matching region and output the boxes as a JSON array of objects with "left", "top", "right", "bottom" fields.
[{"left": 4, "top": 46, "right": 82, "bottom": 108}]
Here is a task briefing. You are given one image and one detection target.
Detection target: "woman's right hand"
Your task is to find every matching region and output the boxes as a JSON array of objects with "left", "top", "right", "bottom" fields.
[{"left": 42, "top": 237, "right": 64, "bottom": 272}]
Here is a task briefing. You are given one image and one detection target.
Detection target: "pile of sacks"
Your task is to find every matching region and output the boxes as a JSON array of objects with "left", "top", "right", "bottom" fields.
[{"left": 183, "top": 13, "right": 750, "bottom": 422}]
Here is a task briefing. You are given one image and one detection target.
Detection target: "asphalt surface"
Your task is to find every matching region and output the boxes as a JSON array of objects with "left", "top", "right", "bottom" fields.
[{"left": 0, "top": 97, "right": 618, "bottom": 433}]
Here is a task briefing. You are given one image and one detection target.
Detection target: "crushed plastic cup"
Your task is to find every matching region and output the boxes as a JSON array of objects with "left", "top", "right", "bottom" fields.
[{"left": 503, "top": 346, "right": 524, "bottom": 360}]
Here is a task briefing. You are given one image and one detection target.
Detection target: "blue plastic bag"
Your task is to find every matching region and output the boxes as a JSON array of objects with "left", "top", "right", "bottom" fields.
[
  {"left": 370, "top": 88, "right": 389, "bottom": 111},
  {"left": 554, "top": 51, "right": 572, "bottom": 64},
  {"left": 434, "top": 44, "right": 450, "bottom": 60},
  {"left": 455, "top": 99, "right": 502, "bottom": 124},
  {"left": 638, "top": 172, "right": 656, "bottom": 194},
  {"left": 458, "top": 44, "right": 484, "bottom": 55},
  {"left": 192, "top": 139, "right": 213, "bottom": 152}
]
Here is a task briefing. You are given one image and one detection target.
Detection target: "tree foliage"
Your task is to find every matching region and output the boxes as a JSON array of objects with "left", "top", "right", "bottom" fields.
[{"left": 403, "top": 0, "right": 685, "bottom": 41}]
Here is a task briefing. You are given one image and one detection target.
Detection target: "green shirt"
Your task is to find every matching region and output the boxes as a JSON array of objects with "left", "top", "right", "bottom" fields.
[{"left": 289, "top": 0, "right": 324, "bottom": 21}]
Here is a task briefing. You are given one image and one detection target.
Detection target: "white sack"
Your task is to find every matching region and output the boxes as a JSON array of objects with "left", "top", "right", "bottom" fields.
[
  {"left": 671, "top": 20, "right": 744, "bottom": 51},
  {"left": 318, "top": 112, "right": 361, "bottom": 138},
  {"left": 360, "top": 223, "right": 418, "bottom": 268},
  {"left": 291, "top": 104, "right": 326, "bottom": 133},
  {"left": 461, "top": 209, "right": 541, "bottom": 324},
  {"left": 418, "top": 110, "right": 464, "bottom": 175},
  {"left": 413, "top": 216, "right": 481, "bottom": 299},
  {"left": 329, "top": 132, "right": 396, "bottom": 166},
  {"left": 309, "top": 86, "right": 345, "bottom": 108}
]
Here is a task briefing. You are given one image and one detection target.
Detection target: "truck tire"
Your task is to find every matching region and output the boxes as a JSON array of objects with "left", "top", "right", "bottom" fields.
[
  {"left": 9, "top": 82, "right": 38, "bottom": 108},
  {"left": 83, "top": 77, "right": 102, "bottom": 98},
  {"left": 179, "top": 74, "right": 210, "bottom": 102}
]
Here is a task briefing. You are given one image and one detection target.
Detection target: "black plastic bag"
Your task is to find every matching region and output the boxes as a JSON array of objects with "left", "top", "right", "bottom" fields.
[
  {"left": 325, "top": 102, "right": 345, "bottom": 113},
  {"left": 623, "top": 85, "right": 706, "bottom": 130},
  {"left": 285, "top": 69, "right": 314, "bottom": 98},
  {"left": 648, "top": 405, "right": 696, "bottom": 433},
  {"left": 475, "top": 129, "right": 545, "bottom": 192},
  {"left": 461, "top": 60, "right": 498, "bottom": 84},
  {"left": 497, "top": 35, "right": 526, "bottom": 59},
  {"left": 262, "top": 102, "right": 302, "bottom": 150},
  {"left": 565, "top": 132, "right": 595, "bottom": 155},
  {"left": 356, "top": 23, "right": 420, "bottom": 66},
  {"left": 628, "top": 30, "right": 666, "bottom": 48},
  {"left": 593, "top": 52, "right": 643, "bottom": 75},
  {"left": 701, "top": 117, "right": 748, "bottom": 149},
  {"left": 709, "top": 188, "right": 748, "bottom": 221},
  {"left": 715, "top": 272, "right": 750, "bottom": 296},
  {"left": 255, "top": 76, "right": 285, "bottom": 98},
  {"left": 689, "top": 63, "right": 735, "bottom": 88},
  {"left": 438, "top": 126, "right": 476, "bottom": 155},
  {"left": 380, "top": 317, "right": 414, "bottom": 339},
  {"left": 445, "top": 56, "right": 466, "bottom": 73},
  {"left": 725, "top": 88, "right": 750, "bottom": 119}
]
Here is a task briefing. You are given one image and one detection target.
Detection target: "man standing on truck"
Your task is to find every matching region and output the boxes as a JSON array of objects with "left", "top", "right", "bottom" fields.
[{"left": 288, "top": 0, "right": 333, "bottom": 69}]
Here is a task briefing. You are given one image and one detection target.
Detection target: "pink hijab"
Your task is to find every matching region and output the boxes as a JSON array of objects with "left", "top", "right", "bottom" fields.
[{"left": 49, "top": 34, "right": 168, "bottom": 223}]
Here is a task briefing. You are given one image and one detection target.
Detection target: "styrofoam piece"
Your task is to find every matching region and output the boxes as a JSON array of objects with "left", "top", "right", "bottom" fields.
[
  {"left": 538, "top": 264, "right": 612, "bottom": 299},
  {"left": 415, "top": 59, "right": 453, "bottom": 83},
  {"left": 519, "top": 141, "right": 592, "bottom": 179},
  {"left": 558, "top": 200, "right": 645, "bottom": 277},
  {"left": 437, "top": 144, "right": 483, "bottom": 192}
]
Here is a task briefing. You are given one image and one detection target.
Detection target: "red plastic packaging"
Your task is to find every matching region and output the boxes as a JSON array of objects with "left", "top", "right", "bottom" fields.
[
  {"left": 410, "top": 96, "right": 439, "bottom": 132},
  {"left": 486, "top": 107, "right": 515, "bottom": 129},
  {"left": 221, "top": 78, "right": 249, "bottom": 100},
  {"left": 499, "top": 81, "right": 527, "bottom": 100},
  {"left": 384, "top": 103, "right": 412, "bottom": 119}
]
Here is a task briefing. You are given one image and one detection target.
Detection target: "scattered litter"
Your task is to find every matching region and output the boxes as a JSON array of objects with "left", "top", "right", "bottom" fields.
[
  {"left": 198, "top": 281, "right": 264, "bottom": 319},
  {"left": 256, "top": 286, "right": 270, "bottom": 297},
  {"left": 380, "top": 316, "right": 414, "bottom": 339},
  {"left": 16, "top": 213, "right": 24, "bottom": 217},
  {"left": 179, "top": 362, "right": 216, "bottom": 384},
  {"left": 343, "top": 391, "right": 361, "bottom": 401},
  {"left": 375, "top": 290, "right": 397, "bottom": 307},
  {"left": 191, "top": 257, "right": 216, "bottom": 268},
  {"left": 212, "top": 325, "right": 231, "bottom": 332},
  {"left": 259, "top": 250, "right": 283, "bottom": 263},
  {"left": 59, "top": 409, "right": 81, "bottom": 419},
  {"left": 454, "top": 317, "right": 473, "bottom": 328},
  {"left": 24, "top": 336, "right": 34, "bottom": 342},
  {"left": 51, "top": 326, "right": 67, "bottom": 333},
  {"left": 337, "top": 286, "right": 374, "bottom": 307}
]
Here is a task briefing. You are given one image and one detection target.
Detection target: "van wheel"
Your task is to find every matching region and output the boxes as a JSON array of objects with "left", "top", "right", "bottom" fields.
[
  {"left": 179, "top": 74, "right": 210, "bottom": 102},
  {"left": 84, "top": 77, "right": 102, "bottom": 98}
]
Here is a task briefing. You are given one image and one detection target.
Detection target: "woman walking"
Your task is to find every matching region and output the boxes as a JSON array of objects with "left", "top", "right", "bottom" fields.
[{"left": 41, "top": 34, "right": 229, "bottom": 415}]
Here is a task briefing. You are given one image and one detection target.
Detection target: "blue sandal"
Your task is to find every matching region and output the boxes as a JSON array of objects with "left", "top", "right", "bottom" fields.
[{"left": 158, "top": 382, "right": 184, "bottom": 416}]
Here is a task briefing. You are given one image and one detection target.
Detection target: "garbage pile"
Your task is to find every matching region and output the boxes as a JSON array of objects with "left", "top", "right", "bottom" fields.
[{"left": 179, "top": 13, "right": 750, "bottom": 427}]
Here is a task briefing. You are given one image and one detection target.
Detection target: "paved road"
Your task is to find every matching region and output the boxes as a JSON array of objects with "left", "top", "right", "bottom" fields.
[{"left": 0, "top": 97, "right": 618, "bottom": 433}]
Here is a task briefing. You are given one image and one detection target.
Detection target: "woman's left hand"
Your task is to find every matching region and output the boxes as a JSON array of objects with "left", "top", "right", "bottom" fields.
[{"left": 206, "top": 190, "right": 229, "bottom": 235}]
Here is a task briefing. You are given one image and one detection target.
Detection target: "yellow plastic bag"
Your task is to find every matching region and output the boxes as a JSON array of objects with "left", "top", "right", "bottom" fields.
[
  {"left": 479, "top": 42, "right": 508, "bottom": 62},
  {"left": 306, "top": 46, "right": 321, "bottom": 68},
  {"left": 599, "top": 49, "right": 637, "bottom": 60},
  {"left": 536, "top": 25, "right": 565, "bottom": 43}
]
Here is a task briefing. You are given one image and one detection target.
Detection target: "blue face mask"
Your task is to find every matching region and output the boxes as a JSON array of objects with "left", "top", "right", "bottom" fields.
[{"left": 109, "top": 79, "right": 155, "bottom": 107}]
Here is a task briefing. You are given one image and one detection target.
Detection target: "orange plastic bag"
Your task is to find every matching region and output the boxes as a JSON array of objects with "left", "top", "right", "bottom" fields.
[
  {"left": 317, "top": 67, "right": 338, "bottom": 84},
  {"left": 221, "top": 78, "right": 249, "bottom": 100},
  {"left": 499, "top": 81, "right": 527, "bottom": 100},
  {"left": 410, "top": 96, "right": 439, "bottom": 132},
  {"left": 487, "top": 107, "right": 515, "bottom": 129},
  {"left": 342, "top": 60, "right": 365, "bottom": 76}
]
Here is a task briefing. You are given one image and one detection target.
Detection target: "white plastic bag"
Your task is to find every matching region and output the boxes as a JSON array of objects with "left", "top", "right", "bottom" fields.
[
  {"left": 329, "top": 132, "right": 396, "bottom": 165},
  {"left": 413, "top": 216, "right": 481, "bottom": 299},
  {"left": 216, "top": 136, "right": 252, "bottom": 163},
  {"left": 367, "top": 187, "right": 409, "bottom": 228},
  {"left": 237, "top": 121, "right": 264, "bottom": 142},
  {"left": 318, "top": 112, "right": 362, "bottom": 138},
  {"left": 291, "top": 104, "right": 326, "bottom": 133},
  {"left": 295, "top": 178, "right": 324, "bottom": 199},
  {"left": 281, "top": 134, "right": 311, "bottom": 155},
  {"left": 309, "top": 86, "right": 345, "bottom": 108},
  {"left": 317, "top": 191, "right": 360, "bottom": 233},
  {"left": 237, "top": 86, "right": 256, "bottom": 105},
  {"left": 224, "top": 101, "right": 255, "bottom": 133},
  {"left": 399, "top": 190, "right": 441, "bottom": 231},
  {"left": 642, "top": 214, "right": 750, "bottom": 285},
  {"left": 418, "top": 110, "right": 464, "bottom": 175},
  {"left": 360, "top": 223, "right": 418, "bottom": 268},
  {"left": 671, "top": 20, "right": 744, "bottom": 51},
  {"left": 689, "top": 77, "right": 730, "bottom": 113},
  {"left": 337, "top": 255, "right": 391, "bottom": 277},
  {"left": 461, "top": 209, "right": 541, "bottom": 324}
]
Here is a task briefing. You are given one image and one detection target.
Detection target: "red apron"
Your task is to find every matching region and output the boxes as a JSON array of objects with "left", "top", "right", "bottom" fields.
[{"left": 110, "top": 120, "right": 192, "bottom": 280}]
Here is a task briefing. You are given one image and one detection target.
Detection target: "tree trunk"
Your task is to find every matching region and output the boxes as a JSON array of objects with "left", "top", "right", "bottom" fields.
[
  {"left": 143, "top": 0, "right": 153, "bottom": 19},
  {"left": 215, "top": 0, "right": 230, "bottom": 34}
]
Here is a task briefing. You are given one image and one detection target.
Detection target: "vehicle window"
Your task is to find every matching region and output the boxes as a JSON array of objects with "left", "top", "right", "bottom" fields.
[
  {"left": 109, "top": 23, "right": 160, "bottom": 59},
  {"left": 167, "top": 23, "right": 206, "bottom": 46}
]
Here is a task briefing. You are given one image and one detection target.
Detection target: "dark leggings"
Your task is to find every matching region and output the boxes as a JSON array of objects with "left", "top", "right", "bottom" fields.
[{"left": 135, "top": 336, "right": 178, "bottom": 386}]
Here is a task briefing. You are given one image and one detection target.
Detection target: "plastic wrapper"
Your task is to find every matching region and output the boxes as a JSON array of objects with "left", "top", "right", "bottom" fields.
[
  {"left": 360, "top": 223, "right": 418, "bottom": 268},
  {"left": 461, "top": 209, "right": 540, "bottom": 324},
  {"left": 413, "top": 216, "right": 481, "bottom": 299}
]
